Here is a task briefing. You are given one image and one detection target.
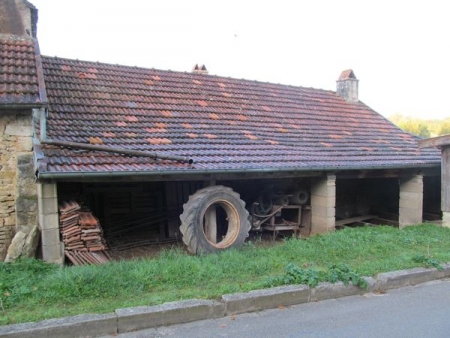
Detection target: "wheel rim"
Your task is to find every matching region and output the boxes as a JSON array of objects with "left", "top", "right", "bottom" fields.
[{"left": 201, "top": 199, "right": 240, "bottom": 249}]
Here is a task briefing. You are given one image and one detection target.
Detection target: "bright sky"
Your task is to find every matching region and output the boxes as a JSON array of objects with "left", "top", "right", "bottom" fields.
[{"left": 31, "top": 0, "right": 450, "bottom": 119}]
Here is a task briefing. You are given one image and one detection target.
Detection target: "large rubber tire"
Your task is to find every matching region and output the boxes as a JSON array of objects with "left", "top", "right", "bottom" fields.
[{"left": 179, "top": 185, "right": 250, "bottom": 254}]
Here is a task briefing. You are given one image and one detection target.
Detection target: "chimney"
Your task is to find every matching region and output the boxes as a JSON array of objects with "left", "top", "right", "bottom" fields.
[
  {"left": 336, "top": 69, "right": 359, "bottom": 103},
  {"left": 192, "top": 64, "right": 208, "bottom": 75},
  {"left": 0, "top": 0, "right": 38, "bottom": 38}
]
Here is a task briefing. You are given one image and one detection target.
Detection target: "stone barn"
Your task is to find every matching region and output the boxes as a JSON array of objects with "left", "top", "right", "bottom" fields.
[
  {"left": 0, "top": 0, "right": 442, "bottom": 264},
  {"left": 0, "top": 0, "right": 44, "bottom": 261}
]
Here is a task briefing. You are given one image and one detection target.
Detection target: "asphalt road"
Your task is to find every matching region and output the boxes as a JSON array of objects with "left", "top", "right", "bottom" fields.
[{"left": 103, "top": 279, "right": 450, "bottom": 338}]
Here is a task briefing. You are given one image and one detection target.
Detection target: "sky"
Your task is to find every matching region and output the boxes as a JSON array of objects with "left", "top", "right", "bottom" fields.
[{"left": 30, "top": 0, "right": 450, "bottom": 119}]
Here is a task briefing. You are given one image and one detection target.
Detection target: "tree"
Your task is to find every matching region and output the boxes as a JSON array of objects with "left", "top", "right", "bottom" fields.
[
  {"left": 389, "top": 113, "right": 431, "bottom": 138},
  {"left": 438, "top": 119, "right": 450, "bottom": 136}
]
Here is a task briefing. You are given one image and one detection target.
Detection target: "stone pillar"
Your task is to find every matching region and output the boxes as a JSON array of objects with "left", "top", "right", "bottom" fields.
[
  {"left": 5, "top": 153, "right": 39, "bottom": 262},
  {"left": 311, "top": 174, "right": 336, "bottom": 234},
  {"left": 1, "top": 110, "right": 39, "bottom": 261},
  {"left": 399, "top": 175, "right": 423, "bottom": 228},
  {"left": 37, "top": 183, "right": 64, "bottom": 264}
]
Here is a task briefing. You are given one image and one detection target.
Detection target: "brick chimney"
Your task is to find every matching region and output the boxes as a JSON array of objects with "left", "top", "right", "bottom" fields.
[
  {"left": 336, "top": 69, "right": 358, "bottom": 103},
  {"left": 192, "top": 64, "right": 208, "bottom": 75},
  {"left": 0, "top": 0, "right": 38, "bottom": 37}
]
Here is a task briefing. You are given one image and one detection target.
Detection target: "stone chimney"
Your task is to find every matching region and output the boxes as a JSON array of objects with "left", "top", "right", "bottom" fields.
[
  {"left": 0, "top": 0, "right": 38, "bottom": 37},
  {"left": 192, "top": 64, "right": 208, "bottom": 75},
  {"left": 336, "top": 69, "right": 358, "bottom": 103}
]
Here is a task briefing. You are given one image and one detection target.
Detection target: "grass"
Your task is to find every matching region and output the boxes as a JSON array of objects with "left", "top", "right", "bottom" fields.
[{"left": 1, "top": 224, "right": 450, "bottom": 325}]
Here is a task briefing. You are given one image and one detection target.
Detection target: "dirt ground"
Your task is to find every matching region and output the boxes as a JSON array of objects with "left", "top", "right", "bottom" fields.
[{"left": 106, "top": 231, "right": 290, "bottom": 261}]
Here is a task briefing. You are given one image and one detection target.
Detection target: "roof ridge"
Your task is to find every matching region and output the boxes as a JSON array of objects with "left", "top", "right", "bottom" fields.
[
  {"left": 41, "top": 55, "right": 336, "bottom": 95},
  {"left": 0, "top": 33, "right": 34, "bottom": 41}
]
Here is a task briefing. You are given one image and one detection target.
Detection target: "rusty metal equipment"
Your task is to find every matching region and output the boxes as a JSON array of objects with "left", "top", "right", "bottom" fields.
[{"left": 250, "top": 189, "right": 308, "bottom": 239}]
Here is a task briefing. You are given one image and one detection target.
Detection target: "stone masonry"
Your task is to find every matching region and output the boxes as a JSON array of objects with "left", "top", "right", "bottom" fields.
[
  {"left": 37, "top": 182, "right": 63, "bottom": 264},
  {"left": 310, "top": 174, "right": 336, "bottom": 234},
  {"left": 399, "top": 174, "right": 423, "bottom": 228},
  {"left": 0, "top": 110, "right": 39, "bottom": 261}
]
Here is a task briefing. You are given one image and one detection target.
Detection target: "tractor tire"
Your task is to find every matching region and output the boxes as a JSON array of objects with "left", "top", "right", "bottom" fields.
[{"left": 179, "top": 185, "right": 250, "bottom": 254}]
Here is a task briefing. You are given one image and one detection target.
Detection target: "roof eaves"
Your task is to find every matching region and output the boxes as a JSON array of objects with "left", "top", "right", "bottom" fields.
[{"left": 37, "top": 162, "right": 441, "bottom": 182}]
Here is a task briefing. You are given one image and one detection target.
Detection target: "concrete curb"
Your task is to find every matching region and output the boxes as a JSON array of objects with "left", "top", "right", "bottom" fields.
[
  {"left": 115, "top": 299, "right": 225, "bottom": 333},
  {"left": 376, "top": 263, "right": 450, "bottom": 290},
  {"left": 222, "top": 284, "right": 310, "bottom": 315},
  {"left": 0, "top": 314, "right": 117, "bottom": 338},
  {"left": 1, "top": 265, "right": 450, "bottom": 338}
]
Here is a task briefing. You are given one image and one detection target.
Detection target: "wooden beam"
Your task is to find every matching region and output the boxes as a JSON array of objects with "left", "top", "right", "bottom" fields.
[
  {"left": 370, "top": 218, "right": 399, "bottom": 227},
  {"left": 442, "top": 147, "right": 450, "bottom": 212},
  {"left": 335, "top": 215, "right": 377, "bottom": 226},
  {"left": 418, "top": 134, "right": 450, "bottom": 149}
]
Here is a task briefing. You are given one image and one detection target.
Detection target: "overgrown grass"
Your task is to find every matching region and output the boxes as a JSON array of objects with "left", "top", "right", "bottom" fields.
[{"left": 1, "top": 224, "right": 450, "bottom": 325}]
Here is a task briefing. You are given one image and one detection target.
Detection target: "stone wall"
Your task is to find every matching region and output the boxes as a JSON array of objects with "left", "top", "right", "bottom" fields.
[{"left": 0, "top": 109, "right": 38, "bottom": 261}]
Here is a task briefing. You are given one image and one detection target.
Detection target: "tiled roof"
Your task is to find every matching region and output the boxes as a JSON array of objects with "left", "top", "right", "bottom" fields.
[
  {"left": 0, "top": 35, "right": 46, "bottom": 107},
  {"left": 37, "top": 56, "right": 440, "bottom": 176}
]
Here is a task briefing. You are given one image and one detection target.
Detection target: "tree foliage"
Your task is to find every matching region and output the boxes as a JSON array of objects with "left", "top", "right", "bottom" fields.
[{"left": 389, "top": 113, "right": 450, "bottom": 138}]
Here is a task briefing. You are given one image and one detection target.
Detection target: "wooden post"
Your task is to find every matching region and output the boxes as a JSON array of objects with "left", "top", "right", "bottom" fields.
[
  {"left": 442, "top": 147, "right": 450, "bottom": 227},
  {"left": 165, "top": 182, "right": 180, "bottom": 238},
  {"left": 418, "top": 136, "right": 450, "bottom": 227}
]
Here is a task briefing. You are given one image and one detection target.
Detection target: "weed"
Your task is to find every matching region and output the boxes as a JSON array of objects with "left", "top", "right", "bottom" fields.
[
  {"left": 326, "top": 264, "right": 368, "bottom": 288},
  {"left": 263, "top": 263, "right": 321, "bottom": 288},
  {"left": 263, "top": 263, "right": 368, "bottom": 289},
  {"left": 412, "top": 254, "right": 443, "bottom": 271}
]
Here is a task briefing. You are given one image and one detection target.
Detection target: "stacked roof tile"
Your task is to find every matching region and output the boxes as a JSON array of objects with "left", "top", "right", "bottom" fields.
[
  {"left": 0, "top": 35, "right": 45, "bottom": 107},
  {"left": 37, "top": 56, "right": 440, "bottom": 175}
]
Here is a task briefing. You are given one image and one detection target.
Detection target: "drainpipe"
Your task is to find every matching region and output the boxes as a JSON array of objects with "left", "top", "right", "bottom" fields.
[{"left": 40, "top": 139, "right": 193, "bottom": 164}]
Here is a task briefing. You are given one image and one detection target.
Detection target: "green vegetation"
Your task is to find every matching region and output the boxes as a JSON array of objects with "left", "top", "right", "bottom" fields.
[
  {"left": 263, "top": 262, "right": 368, "bottom": 289},
  {"left": 1, "top": 224, "right": 450, "bottom": 325},
  {"left": 389, "top": 113, "right": 450, "bottom": 138}
]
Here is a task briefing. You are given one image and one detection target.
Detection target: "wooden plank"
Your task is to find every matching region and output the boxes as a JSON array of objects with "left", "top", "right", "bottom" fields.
[
  {"left": 335, "top": 215, "right": 377, "bottom": 226},
  {"left": 65, "top": 235, "right": 81, "bottom": 244},
  {"left": 82, "top": 235, "right": 101, "bottom": 241},
  {"left": 263, "top": 225, "right": 299, "bottom": 231},
  {"left": 62, "top": 228, "right": 81, "bottom": 236},
  {"left": 350, "top": 222, "right": 380, "bottom": 227},
  {"left": 418, "top": 134, "right": 450, "bottom": 148},
  {"left": 442, "top": 147, "right": 450, "bottom": 212},
  {"left": 165, "top": 182, "right": 180, "bottom": 238},
  {"left": 65, "top": 251, "right": 78, "bottom": 265},
  {"left": 74, "top": 252, "right": 91, "bottom": 265},
  {"left": 377, "top": 211, "right": 399, "bottom": 222},
  {"left": 91, "top": 252, "right": 107, "bottom": 264},
  {"left": 59, "top": 201, "right": 110, "bottom": 264},
  {"left": 82, "top": 229, "right": 101, "bottom": 234},
  {"left": 423, "top": 212, "right": 441, "bottom": 221},
  {"left": 369, "top": 218, "right": 399, "bottom": 226}
]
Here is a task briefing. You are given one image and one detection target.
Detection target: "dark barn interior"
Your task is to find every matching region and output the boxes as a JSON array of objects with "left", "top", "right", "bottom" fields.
[{"left": 56, "top": 173, "right": 441, "bottom": 262}]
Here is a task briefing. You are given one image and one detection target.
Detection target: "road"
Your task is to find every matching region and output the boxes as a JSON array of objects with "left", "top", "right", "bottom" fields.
[{"left": 103, "top": 279, "right": 450, "bottom": 338}]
